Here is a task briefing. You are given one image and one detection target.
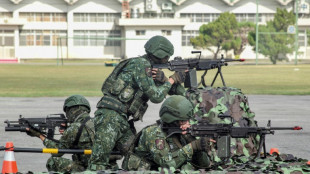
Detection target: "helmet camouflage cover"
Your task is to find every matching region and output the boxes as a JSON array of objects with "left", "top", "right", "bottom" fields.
[
  {"left": 160, "top": 95, "right": 194, "bottom": 124},
  {"left": 63, "top": 95, "right": 91, "bottom": 112},
  {"left": 144, "top": 35, "right": 174, "bottom": 59}
]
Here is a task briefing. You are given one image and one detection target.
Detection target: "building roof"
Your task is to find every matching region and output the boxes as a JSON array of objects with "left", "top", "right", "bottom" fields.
[{"left": 8, "top": 0, "right": 295, "bottom": 6}]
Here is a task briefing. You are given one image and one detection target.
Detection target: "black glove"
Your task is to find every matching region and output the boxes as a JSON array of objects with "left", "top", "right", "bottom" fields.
[
  {"left": 169, "top": 71, "right": 186, "bottom": 84},
  {"left": 191, "top": 137, "right": 210, "bottom": 152},
  {"left": 26, "top": 128, "right": 41, "bottom": 138},
  {"left": 153, "top": 69, "right": 168, "bottom": 83}
]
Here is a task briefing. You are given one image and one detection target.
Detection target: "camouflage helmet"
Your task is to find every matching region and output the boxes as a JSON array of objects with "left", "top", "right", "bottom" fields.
[
  {"left": 63, "top": 95, "right": 91, "bottom": 112},
  {"left": 160, "top": 95, "right": 194, "bottom": 124},
  {"left": 144, "top": 35, "right": 174, "bottom": 59}
]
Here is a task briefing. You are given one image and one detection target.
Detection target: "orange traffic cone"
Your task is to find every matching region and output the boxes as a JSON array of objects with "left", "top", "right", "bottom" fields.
[
  {"left": 270, "top": 148, "right": 279, "bottom": 155},
  {"left": 2, "top": 142, "right": 18, "bottom": 174}
]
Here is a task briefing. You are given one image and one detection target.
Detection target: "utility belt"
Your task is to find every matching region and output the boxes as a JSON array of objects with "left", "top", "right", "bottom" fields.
[{"left": 97, "top": 91, "right": 148, "bottom": 121}]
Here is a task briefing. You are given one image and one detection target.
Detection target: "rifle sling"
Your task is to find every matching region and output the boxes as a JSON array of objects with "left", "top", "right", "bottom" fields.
[
  {"left": 172, "top": 136, "right": 183, "bottom": 149},
  {"left": 73, "top": 117, "right": 91, "bottom": 149}
]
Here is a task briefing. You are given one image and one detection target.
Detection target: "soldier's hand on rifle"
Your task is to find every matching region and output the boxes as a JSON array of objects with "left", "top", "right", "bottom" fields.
[
  {"left": 191, "top": 137, "right": 211, "bottom": 152},
  {"left": 169, "top": 71, "right": 186, "bottom": 84},
  {"left": 179, "top": 120, "right": 191, "bottom": 135},
  {"left": 26, "top": 128, "right": 46, "bottom": 141},
  {"left": 59, "top": 123, "right": 67, "bottom": 135},
  {"left": 26, "top": 127, "right": 42, "bottom": 138},
  {"left": 152, "top": 68, "right": 168, "bottom": 83}
]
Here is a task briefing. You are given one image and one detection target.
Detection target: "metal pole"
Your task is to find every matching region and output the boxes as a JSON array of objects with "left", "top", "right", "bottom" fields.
[
  {"left": 60, "top": 37, "right": 63, "bottom": 66},
  {"left": 57, "top": 37, "right": 59, "bottom": 66},
  {"left": 256, "top": 0, "right": 259, "bottom": 65},
  {"left": 0, "top": 146, "right": 121, "bottom": 155},
  {"left": 295, "top": 0, "right": 299, "bottom": 65}
]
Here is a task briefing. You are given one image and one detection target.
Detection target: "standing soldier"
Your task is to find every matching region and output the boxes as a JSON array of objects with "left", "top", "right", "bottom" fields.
[
  {"left": 122, "top": 95, "right": 214, "bottom": 171},
  {"left": 26, "top": 95, "right": 95, "bottom": 172},
  {"left": 88, "top": 35, "right": 185, "bottom": 170}
]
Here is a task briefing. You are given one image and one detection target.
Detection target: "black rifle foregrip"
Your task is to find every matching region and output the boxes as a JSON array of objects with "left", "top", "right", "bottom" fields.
[{"left": 5, "top": 127, "right": 26, "bottom": 131}]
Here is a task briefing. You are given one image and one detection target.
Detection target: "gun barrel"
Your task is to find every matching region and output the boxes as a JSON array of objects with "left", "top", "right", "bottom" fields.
[
  {"left": 271, "top": 126, "right": 303, "bottom": 130},
  {"left": 5, "top": 127, "right": 26, "bottom": 132},
  {"left": 223, "top": 59, "right": 245, "bottom": 62}
]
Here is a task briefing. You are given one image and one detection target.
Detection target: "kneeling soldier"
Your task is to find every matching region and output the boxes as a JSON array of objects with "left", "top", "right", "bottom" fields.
[
  {"left": 122, "top": 95, "right": 214, "bottom": 171},
  {"left": 26, "top": 95, "right": 95, "bottom": 172}
]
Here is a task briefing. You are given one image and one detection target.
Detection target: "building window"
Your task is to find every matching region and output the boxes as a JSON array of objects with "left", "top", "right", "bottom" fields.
[
  {"left": 262, "top": 13, "right": 274, "bottom": 22},
  {"left": 20, "top": 30, "right": 34, "bottom": 46},
  {"left": 180, "top": 13, "right": 219, "bottom": 23},
  {"left": 35, "top": 31, "right": 43, "bottom": 45},
  {"left": 20, "top": 30, "right": 67, "bottom": 46},
  {"left": 298, "top": 30, "right": 306, "bottom": 47},
  {"left": 73, "top": 13, "right": 121, "bottom": 22},
  {"left": 19, "top": 13, "right": 34, "bottom": 22},
  {"left": 20, "top": 13, "right": 67, "bottom": 22},
  {"left": 182, "top": 30, "right": 199, "bottom": 46},
  {"left": 53, "top": 13, "right": 67, "bottom": 22},
  {"left": 136, "top": 30, "right": 145, "bottom": 36},
  {"left": 73, "top": 30, "right": 121, "bottom": 46},
  {"left": 52, "top": 30, "right": 67, "bottom": 46},
  {"left": 106, "top": 30, "right": 121, "bottom": 46},
  {"left": 235, "top": 13, "right": 262, "bottom": 22},
  {"left": 180, "top": 13, "right": 263, "bottom": 23},
  {"left": 162, "top": 30, "right": 171, "bottom": 36},
  {"left": 0, "top": 12, "right": 13, "bottom": 18},
  {"left": 0, "top": 30, "right": 14, "bottom": 46}
]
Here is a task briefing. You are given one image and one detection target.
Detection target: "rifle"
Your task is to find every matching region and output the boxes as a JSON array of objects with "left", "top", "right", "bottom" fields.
[
  {"left": 4, "top": 114, "right": 67, "bottom": 142},
  {"left": 161, "top": 119, "right": 302, "bottom": 161},
  {"left": 153, "top": 51, "right": 245, "bottom": 89}
]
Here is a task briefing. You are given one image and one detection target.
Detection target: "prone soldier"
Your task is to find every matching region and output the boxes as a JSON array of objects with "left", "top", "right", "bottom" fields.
[{"left": 26, "top": 95, "right": 95, "bottom": 173}]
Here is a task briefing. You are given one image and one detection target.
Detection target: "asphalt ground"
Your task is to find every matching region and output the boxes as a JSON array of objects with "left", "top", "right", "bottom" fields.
[{"left": 0, "top": 95, "right": 309, "bottom": 172}]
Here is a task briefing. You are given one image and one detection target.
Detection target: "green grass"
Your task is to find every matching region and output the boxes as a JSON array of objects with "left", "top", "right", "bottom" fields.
[{"left": 0, "top": 64, "right": 309, "bottom": 97}]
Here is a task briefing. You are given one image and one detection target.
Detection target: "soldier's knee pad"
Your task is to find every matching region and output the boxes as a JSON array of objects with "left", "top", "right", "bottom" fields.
[
  {"left": 46, "top": 156, "right": 57, "bottom": 171},
  {"left": 122, "top": 153, "right": 151, "bottom": 171}
]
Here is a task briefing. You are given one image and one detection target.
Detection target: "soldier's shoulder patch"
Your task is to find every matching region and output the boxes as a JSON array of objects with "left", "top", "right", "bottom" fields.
[
  {"left": 145, "top": 67, "right": 152, "bottom": 77},
  {"left": 155, "top": 139, "right": 165, "bottom": 150}
]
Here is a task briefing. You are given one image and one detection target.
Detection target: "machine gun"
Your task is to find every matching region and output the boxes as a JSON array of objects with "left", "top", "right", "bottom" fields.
[
  {"left": 153, "top": 51, "right": 245, "bottom": 89},
  {"left": 161, "top": 119, "right": 302, "bottom": 161},
  {"left": 4, "top": 114, "right": 67, "bottom": 141}
]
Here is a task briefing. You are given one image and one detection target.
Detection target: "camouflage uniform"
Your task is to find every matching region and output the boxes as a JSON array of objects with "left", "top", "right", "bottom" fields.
[
  {"left": 89, "top": 36, "right": 182, "bottom": 170},
  {"left": 44, "top": 112, "right": 95, "bottom": 172},
  {"left": 122, "top": 95, "right": 215, "bottom": 171},
  {"left": 123, "top": 123, "right": 219, "bottom": 171}
]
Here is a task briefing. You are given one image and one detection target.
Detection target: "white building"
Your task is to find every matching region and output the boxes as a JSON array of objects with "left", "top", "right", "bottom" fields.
[{"left": 0, "top": 0, "right": 309, "bottom": 60}]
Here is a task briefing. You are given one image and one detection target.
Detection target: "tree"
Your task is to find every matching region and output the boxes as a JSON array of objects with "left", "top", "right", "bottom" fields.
[
  {"left": 233, "top": 22, "right": 255, "bottom": 56},
  {"left": 222, "top": 22, "right": 255, "bottom": 57},
  {"left": 190, "top": 12, "right": 238, "bottom": 59},
  {"left": 248, "top": 8, "right": 296, "bottom": 64}
]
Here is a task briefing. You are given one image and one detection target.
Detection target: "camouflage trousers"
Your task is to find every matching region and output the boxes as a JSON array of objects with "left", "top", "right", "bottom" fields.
[
  {"left": 88, "top": 108, "right": 135, "bottom": 170},
  {"left": 46, "top": 156, "right": 85, "bottom": 173}
]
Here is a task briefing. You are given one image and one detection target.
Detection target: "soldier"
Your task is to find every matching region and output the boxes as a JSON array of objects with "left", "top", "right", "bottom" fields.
[
  {"left": 26, "top": 95, "right": 95, "bottom": 172},
  {"left": 88, "top": 35, "right": 185, "bottom": 170},
  {"left": 122, "top": 95, "right": 214, "bottom": 171}
]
